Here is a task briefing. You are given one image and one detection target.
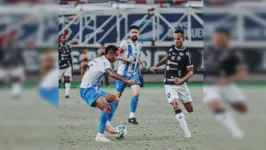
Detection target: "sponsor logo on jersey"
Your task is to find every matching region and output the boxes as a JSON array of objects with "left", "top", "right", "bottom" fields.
[
  {"left": 166, "top": 66, "right": 178, "bottom": 71},
  {"left": 166, "top": 78, "right": 175, "bottom": 82},
  {"left": 179, "top": 52, "right": 184, "bottom": 56},
  {"left": 167, "top": 60, "right": 178, "bottom": 65}
]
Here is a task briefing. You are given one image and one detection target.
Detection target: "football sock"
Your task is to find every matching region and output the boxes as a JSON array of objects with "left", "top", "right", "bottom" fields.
[
  {"left": 129, "top": 112, "right": 135, "bottom": 118},
  {"left": 215, "top": 108, "right": 243, "bottom": 137},
  {"left": 175, "top": 109, "right": 190, "bottom": 132},
  {"left": 12, "top": 82, "right": 21, "bottom": 96},
  {"left": 107, "top": 102, "right": 118, "bottom": 122},
  {"left": 98, "top": 111, "right": 109, "bottom": 134},
  {"left": 65, "top": 83, "right": 70, "bottom": 96},
  {"left": 130, "top": 96, "right": 139, "bottom": 117}
]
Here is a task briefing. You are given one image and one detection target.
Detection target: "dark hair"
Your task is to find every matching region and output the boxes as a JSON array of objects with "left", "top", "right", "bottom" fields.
[
  {"left": 174, "top": 29, "right": 184, "bottom": 35},
  {"left": 105, "top": 45, "right": 118, "bottom": 55},
  {"left": 100, "top": 42, "right": 104, "bottom": 45},
  {"left": 129, "top": 25, "right": 139, "bottom": 31},
  {"left": 214, "top": 27, "right": 231, "bottom": 37}
]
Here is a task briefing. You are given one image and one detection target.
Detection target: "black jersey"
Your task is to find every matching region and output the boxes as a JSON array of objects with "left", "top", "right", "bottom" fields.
[
  {"left": 59, "top": 43, "right": 72, "bottom": 69},
  {"left": 164, "top": 45, "right": 193, "bottom": 85},
  {"left": 204, "top": 45, "right": 246, "bottom": 84},
  {"left": 0, "top": 44, "right": 24, "bottom": 69}
]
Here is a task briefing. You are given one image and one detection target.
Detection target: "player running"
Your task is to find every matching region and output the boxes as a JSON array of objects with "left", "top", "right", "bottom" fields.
[
  {"left": 116, "top": 25, "right": 145, "bottom": 124},
  {"left": 80, "top": 45, "right": 136, "bottom": 142},
  {"left": 58, "top": 35, "right": 73, "bottom": 98},
  {"left": 0, "top": 31, "right": 25, "bottom": 99},
  {"left": 203, "top": 27, "right": 248, "bottom": 139},
  {"left": 150, "top": 29, "right": 194, "bottom": 138}
]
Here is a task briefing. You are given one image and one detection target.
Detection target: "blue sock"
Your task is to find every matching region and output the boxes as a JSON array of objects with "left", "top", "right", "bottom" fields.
[
  {"left": 98, "top": 111, "right": 109, "bottom": 133},
  {"left": 130, "top": 96, "right": 139, "bottom": 113},
  {"left": 108, "top": 102, "right": 118, "bottom": 122}
]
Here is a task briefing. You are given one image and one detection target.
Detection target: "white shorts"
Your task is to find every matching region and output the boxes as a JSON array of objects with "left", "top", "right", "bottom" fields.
[
  {"left": 59, "top": 67, "right": 72, "bottom": 79},
  {"left": 164, "top": 83, "right": 192, "bottom": 103},
  {"left": 203, "top": 84, "right": 246, "bottom": 103},
  {"left": 0, "top": 67, "right": 25, "bottom": 80}
]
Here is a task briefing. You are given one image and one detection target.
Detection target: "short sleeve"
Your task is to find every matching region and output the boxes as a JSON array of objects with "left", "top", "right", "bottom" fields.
[
  {"left": 185, "top": 51, "right": 193, "bottom": 68},
  {"left": 101, "top": 59, "right": 112, "bottom": 72}
]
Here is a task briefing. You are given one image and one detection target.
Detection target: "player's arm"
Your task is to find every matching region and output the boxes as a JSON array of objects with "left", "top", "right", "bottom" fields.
[
  {"left": 138, "top": 57, "right": 145, "bottom": 68},
  {"left": 106, "top": 69, "right": 136, "bottom": 84},
  {"left": 175, "top": 52, "right": 194, "bottom": 85},
  {"left": 150, "top": 55, "right": 168, "bottom": 73},
  {"left": 117, "top": 47, "right": 134, "bottom": 63}
]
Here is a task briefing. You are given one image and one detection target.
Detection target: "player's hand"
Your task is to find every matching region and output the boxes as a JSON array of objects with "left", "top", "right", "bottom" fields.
[
  {"left": 150, "top": 66, "right": 157, "bottom": 73},
  {"left": 175, "top": 78, "right": 185, "bottom": 85},
  {"left": 127, "top": 78, "right": 137, "bottom": 85},
  {"left": 127, "top": 56, "right": 134, "bottom": 63},
  {"left": 140, "top": 61, "right": 146, "bottom": 69}
]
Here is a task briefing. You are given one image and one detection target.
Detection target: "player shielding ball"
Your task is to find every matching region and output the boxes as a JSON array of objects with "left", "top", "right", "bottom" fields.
[
  {"left": 79, "top": 45, "right": 136, "bottom": 142},
  {"left": 116, "top": 25, "right": 145, "bottom": 124},
  {"left": 203, "top": 27, "right": 248, "bottom": 138},
  {"left": 150, "top": 29, "right": 194, "bottom": 138},
  {"left": 58, "top": 35, "right": 73, "bottom": 98}
]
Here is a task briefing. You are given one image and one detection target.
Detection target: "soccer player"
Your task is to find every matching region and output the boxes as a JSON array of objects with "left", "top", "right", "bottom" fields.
[
  {"left": 150, "top": 29, "right": 194, "bottom": 138},
  {"left": 80, "top": 45, "right": 136, "bottom": 142},
  {"left": 0, "top": 31, "right": 25, "bottom": 99},
  {"left": 116, "top": 25, "right": 145, "bottom": 124},
  {"left": 80, "top": 48, "right": 89, "bottom": 78},
  {"left": 58, "top": 35, "right": 73, "bottom": 98},
  {"left": 39, "top": 49, "right": 58, "bottom": 107},
  {"left": 203, "top": 27, "right": 248, "bottom": 138}
]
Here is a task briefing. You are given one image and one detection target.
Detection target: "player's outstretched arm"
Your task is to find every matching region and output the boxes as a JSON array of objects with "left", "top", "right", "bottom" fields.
[
  {"left": 150, "top": 55, "right": 168, "bottom": 73},
  {"left": 106, "top": 70, "right": 136, "bottom": 84}
]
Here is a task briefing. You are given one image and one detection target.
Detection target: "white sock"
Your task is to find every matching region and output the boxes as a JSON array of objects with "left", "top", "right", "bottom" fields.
[
  {"left": 65, "top": 83, "right": 70, "bottom": 96},
  {"left": 97, "top": 132, "right": 104, "bottom": 136},
  {"left": 12, "top": 83, "right": 21, "bottom": 96},
  {"left": 106, "top": 121, "right": 111, "bottom": 126},
  {"left": 215, "top": 111, "right": 243, "bottom": 138},
  {"left": 175, "top": 111, "right": 190, "bottom": 133},
  {"left": 129, "top": 112, "right": 135, "bottom": 118}
]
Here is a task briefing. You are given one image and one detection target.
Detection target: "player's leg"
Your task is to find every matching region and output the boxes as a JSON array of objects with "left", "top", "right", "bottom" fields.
[
  {"left": 58, "top": 69, "right": 64, "bottom": 88},
  {"left": 128, "top": 74, "right": 142, "bottom": 124},
  {"left": 204, "top": 85, "right": 243, "bottom": 138},
  {"left": 165, "top": 85, "right": 191, "bottom": 137},
  {"left": 93, "top": 96, "right": 112, "bottom": 142},
  {"left": 178, "top": 83, "right": 194, "bottom": 113},
  {"left": 128, "top": 84, "right": 140, "bottom": 124},
  {"left": 10, "top": 67, "right": 24, "bottom": 99},
  {"left": 104, "top": 93, "right": 119, "bottom": 134},
  {"left": 80, "top": 87, "right": 112, "bottom": 142},
  {"left": 115, "top": 78, "right": 127, "bottom": 98},
  {"left": 64, "top": 67, "right": 72, "bottom": 98}
]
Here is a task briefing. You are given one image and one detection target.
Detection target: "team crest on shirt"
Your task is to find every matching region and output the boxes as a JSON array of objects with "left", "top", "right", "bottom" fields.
[
  {"left": 169, "top": 48, "right": 173, "bottom": 52},
  {"left": 167, "top": 93, "right": 171, "bottom": 98}
]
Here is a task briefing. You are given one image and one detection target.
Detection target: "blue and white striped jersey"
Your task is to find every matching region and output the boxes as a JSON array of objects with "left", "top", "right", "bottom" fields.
[
  {"left": 117, "top": 39, "right": 142, "bottom": 76},
  {"left": 80, "top": 56, "right": 112, "bottom": 88}
]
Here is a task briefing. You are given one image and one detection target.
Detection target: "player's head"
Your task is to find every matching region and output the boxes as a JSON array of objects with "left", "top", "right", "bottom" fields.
[
  {"left": 129, "top": 25, "right": 139, "bottom": 42},
  {"left": 212, "top": 27, "right": 231, "bottom": 49},
  {"left": 105, "top": 45, "right": 118, "bottom": 63},
  {"left": 174, "top": 29, "right": 185, "bottom": 48},
  {"left": 60, "top": 35, "right": 67, "bottom": 45}
]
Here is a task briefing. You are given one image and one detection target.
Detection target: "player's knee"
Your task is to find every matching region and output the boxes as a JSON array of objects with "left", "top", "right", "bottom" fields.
[
  {"left": 207, "top": 99, "right": 223, "bottom": 111},
  {"left": 234, "top": 102, "right": 248, "bottom": 113},
  {"left": 184, "top": 102, "right": 193, "bottom": 113},
  {"left": 103, "top": 103, "right": 111, "bottom": 112},
  {"left": 64, "top": 77, "right": 70, "bottom": 83},
  {"left": 112, "top": 95, "right": 120, "bottom": 103},
  {"left": 170, "top": 100, "right": 179, "bottom": 110}
]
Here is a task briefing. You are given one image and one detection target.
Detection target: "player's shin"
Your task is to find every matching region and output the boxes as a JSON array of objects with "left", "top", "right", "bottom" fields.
[
  {"left": 98, "top": 111, "right": 109, "bottom": 134},
  {"left": 130, "top": 95, "right": 139, "bottom": 118},
  {"left": 214, "top": 108, "right": 243, "bottom": 138},
  {"left": 108, "top": 102, "right": 118, "bottom": 122},
  {"left": 65, "top": 80, "right": 71, "bottom": 97},
  {"left": 175, "top": 109, "right": 191, "bottom": 137}
]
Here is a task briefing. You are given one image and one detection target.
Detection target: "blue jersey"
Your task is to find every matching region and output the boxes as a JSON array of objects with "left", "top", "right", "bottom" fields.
[{"left": 117, "top": 39, "right": 142, "bottom": 76}]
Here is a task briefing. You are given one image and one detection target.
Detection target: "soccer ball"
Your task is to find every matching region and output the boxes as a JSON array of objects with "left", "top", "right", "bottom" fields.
[{"left": 114, "top": 125, "right": 127, "bottom": 139}]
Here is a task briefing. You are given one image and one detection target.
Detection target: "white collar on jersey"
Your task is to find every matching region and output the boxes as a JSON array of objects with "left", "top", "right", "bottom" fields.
[
  {"left": 175, "top": 46, "right": 186, "bottom": 51},
  {"left": 127, "top": 39, "right": 139, "bottom": 45},
  {"left": 60, "top": 43, "right": 67, "bottom": 47}
]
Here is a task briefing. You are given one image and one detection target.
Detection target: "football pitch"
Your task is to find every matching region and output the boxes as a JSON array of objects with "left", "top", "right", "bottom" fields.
[{"left": 59, "top": 84, "right": 266, "bottom": 150}]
